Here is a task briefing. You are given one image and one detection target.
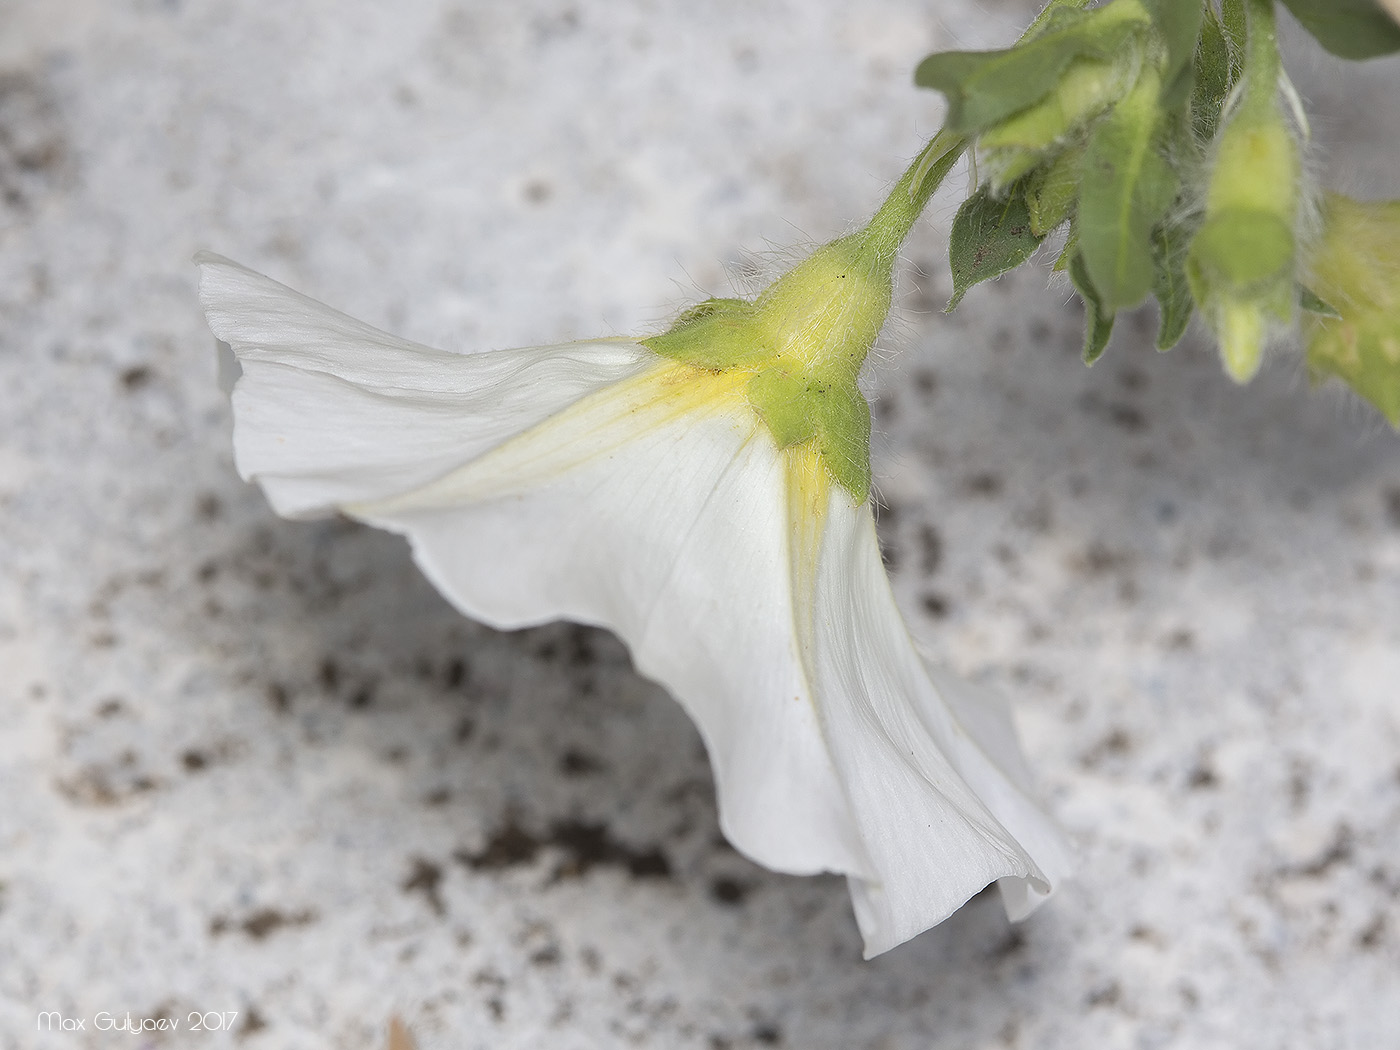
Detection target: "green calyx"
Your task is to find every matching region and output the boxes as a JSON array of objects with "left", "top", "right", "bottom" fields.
[
  {"left": 643, "top": 147, "right": 946, "bottom": 501},
  {"left": 643, "top": 233, "right": 892, "bottom": 501}
]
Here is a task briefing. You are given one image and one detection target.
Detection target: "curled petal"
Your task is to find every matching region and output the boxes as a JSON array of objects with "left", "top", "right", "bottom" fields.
[{"left": 196, "top": 252, "right": 653, "bottom": 517}]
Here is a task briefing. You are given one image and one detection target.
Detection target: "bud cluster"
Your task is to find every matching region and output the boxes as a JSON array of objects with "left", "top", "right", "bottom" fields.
[{"left": 915, "top": 0, "right": 1400, "bottom": 424}]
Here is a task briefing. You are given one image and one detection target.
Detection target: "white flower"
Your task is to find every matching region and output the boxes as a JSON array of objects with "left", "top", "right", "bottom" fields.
[{"left": 196, "top": 170, "right": 1071, "bottom": 956}]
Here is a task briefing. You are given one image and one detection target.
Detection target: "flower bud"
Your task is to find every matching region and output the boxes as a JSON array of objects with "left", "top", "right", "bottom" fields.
[
  {"left": 978, "top": 50, "right": 1141, "bottom": 188},
  {"left": 1302, "top": 193, "right": 1400, "bottom": 425},
  {"left": 1186, "top": 107, "right": 1301, "bottom": 383}
]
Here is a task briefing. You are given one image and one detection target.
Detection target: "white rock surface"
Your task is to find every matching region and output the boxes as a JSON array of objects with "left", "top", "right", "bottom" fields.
[{"left": 2, "top": 1, "right": 1398, "bottom": 1048}]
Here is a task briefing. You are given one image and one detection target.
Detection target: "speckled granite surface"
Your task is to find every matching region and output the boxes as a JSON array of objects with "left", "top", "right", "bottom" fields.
[{"left": 2, "top": 2, "right": 1399, "bottom": 1048}]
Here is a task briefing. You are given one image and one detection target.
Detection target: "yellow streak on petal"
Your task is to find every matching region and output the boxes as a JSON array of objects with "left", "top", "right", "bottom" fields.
[
  {"left": 350, "top": 358, "right": 752, "bottom": 515},
  {"left": 783, "top": 443, "right": 832, "bottom": 651}
]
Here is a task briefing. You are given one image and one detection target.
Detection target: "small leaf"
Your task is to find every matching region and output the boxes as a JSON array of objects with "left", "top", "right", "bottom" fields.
[
  {"left": 946, "top": 185, "right": 1044, "bottom": 310},
  {"left": 1152, "top": 222, "right": 1194, "bottom": 351},
  {"left": 1077, "top": 68, "right": 1180, "bottom": 311},
  {"left": 1069, "top": 251, "right": 1115, "bottom": 364},
  {"left": 914, "top": 2, "right": 1151, "bottom": 134},
  {"left": 1191, "top": 6, "right": 1234, "bottom": 143},
  {"left": 1220, "top": 0, "right": 1248, "bottom": 74},
  {"left": 1145, "top": 0, "right": 1205, "bottom": 101},
  {"left": 1277, "top": 0, "right": 1400, "bottom": 60}
]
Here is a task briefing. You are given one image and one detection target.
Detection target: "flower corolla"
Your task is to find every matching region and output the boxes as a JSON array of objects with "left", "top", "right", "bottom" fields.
[{"left": 196, "top": 173, "right": 1071, "bottom": 956}]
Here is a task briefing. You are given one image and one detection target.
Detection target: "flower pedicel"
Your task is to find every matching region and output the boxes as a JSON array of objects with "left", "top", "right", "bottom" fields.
[{"left": 197, "top": 143, "right": 1072, "bottom": 958}]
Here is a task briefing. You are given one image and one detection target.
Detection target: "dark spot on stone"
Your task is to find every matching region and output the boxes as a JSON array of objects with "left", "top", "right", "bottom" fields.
[
  {"left": 918, "top": 524, "right": 942, "bottom": 575},
  {"left": 1086, "top": 981, "right": 1121, "bottom": 1008},
  {"left": 752, "top": 1022, "right": 782, "bottom": 1045},
  {"left": 444, "top": 657, "right": 467, "bottom": 689},
  {"left": 1080, "top": 728, "right": 1132, "bottom": 769},
  {"left": 97, "top": 697, "right": 125, "bottom": 718},
  {"left": 0, "top": 71, "right": 68, "bottom": 211},
  {"left": 548, "top": 820, "right": 671, "bottom": 880},
  {"left": 913, "top": 369, "right": 937, "bottom": 397},
  {"left": 990, "top": 928, "right": 1025, "bottom": 959},
  {"left": 237, "top": 1006, "right": 268, "bottom": 1040},
  {"left": 403, "top": 857, "right": 446, "bottom": 915},
  {"left": 319, "top": 658, "right": 339, "bottom": 691},
  {"left": 120, "top": 364, "right": 153, "bottom": 390},
  {"left": 487, "top": 997, "right": 505, "bottom": 1022},
  {"left": 566, "top": 626, "right": 597, "bottom": 667},
  {"left": 529, "top": 944, "right": 561, "bottom": 966},
  {"left": 423, "top": 787, "right": 451, "bottom": 806},
  {"left": 559, "top": 748, "right": 604, "bottom": 777},
  {"left": 710, "top": 876, "right": 747, "bottom": 905},
  {"left": 1162, "top": 629, "right": 1194, "bottom": 651},
  {"left": 1384, "top": 487, "right": 1400, "bottom": 529},
  {"left": 1081, "top": 542, "right": 1124, "bottom": 575},
  {"left": 1358, "top": 914, "right": 1386, "bottom": 950},
  {"left": 348, "top": 683, "right": 374, "bottom": 709},
  {"left": 182, "top": 750, "right": 208, "bottom": 772},
  {"left": 458, "top": 821, "right": 542, "bottom": 871},
  {"left": 964, "top": 472, "right": 1002, "bottom": 497},
  {"left": 1108, "top": 403, "right": 1146, "bottom": 431},
  {"left": 1118, "top": 367, "right": 1147, "bottom": 391},
  {"left": 454, "top": 718, "right": 476, "bottom": 743},
  {"left": 211, "top": 907, "right": 317, "bottom": 940},
  {"left": 195, "top": 493, "right": 222, "bottom": 521},
  {"left": 266, "top": 682, "right": 290, "bottom": 712},
  {"left": 1283, "top": 824, "right": 1353, "bottom": 879},
  {"left": 1187, "top": 760, "right": 1218, "bottom": 790},
  {"left": 921, "top": 593, "right": 949, "bottom": 618}
]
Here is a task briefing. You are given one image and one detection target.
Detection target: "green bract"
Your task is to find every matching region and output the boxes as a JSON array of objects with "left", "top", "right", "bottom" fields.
[{"left": 1303, "top": 194, "right": 1400, "bottom": 426}]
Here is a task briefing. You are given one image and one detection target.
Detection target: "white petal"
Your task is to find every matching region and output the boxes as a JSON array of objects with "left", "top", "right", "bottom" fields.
[
  {"left": 803, "top": 487, "right": 1075, "bottom": 957},
  {"left": 201, "top": 255, "right": 1071, "bottom": 956},
  {"left": 196, "top": 252, "right": 654, "bottom": 518},
  {"left": 350, "top": 365, "right": 874, "bottom": 878}
]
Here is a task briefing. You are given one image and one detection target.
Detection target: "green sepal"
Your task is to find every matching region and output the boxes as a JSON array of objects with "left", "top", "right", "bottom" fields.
[
  {"left": 913, "top": 1, "right": 1151, "bottom": 134},
  {"left": 1024, "top": 141, "right": 1084, "bottom": 236},
  {"left": 1276, "top": 0, "right": 1400, "bottom": 60},
  {"left": 644, "top": 297, "right": 768, "bottom": 369},
  {"left": 747, "top": 368, "right": 872, "bottom": 498},
  {"left": 947, "top": 184, "right": 1045, "bottom": 310},
  {"left": 1299, "top": 285, "right": 1342, "bottom": 318},
  {"left": 1069, "top": 250, "right": 1115, "bottom": 364},
  {"left": 1151, "top": 221, "right": 1194, "bottom": 351},
  {"left": 1077, "top": 67, "right": 1180, "bottom": 311}
]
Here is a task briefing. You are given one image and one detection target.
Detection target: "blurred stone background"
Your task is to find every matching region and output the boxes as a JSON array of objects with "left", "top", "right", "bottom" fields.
[{"left": 1, "top": 1, "right": 1398, "bottom": 1047}]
